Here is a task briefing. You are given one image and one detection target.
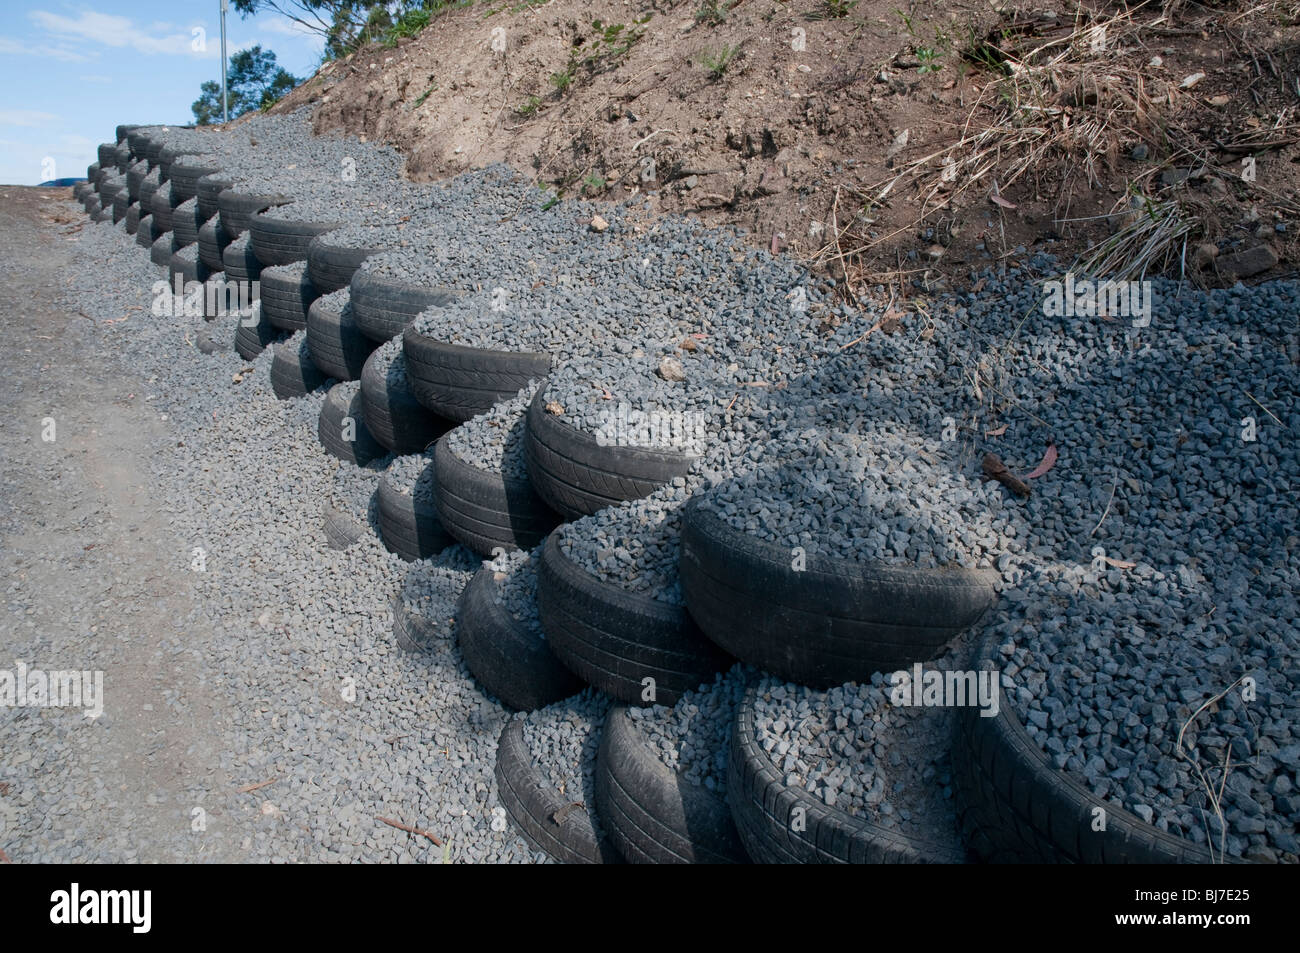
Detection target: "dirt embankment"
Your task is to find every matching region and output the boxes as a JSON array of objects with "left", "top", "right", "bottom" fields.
[{"left": 272, "top": 0, "right": 1300, "bottom": 298}]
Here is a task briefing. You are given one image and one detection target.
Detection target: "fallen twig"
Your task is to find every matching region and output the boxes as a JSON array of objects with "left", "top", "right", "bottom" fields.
[
  {"left": 981, "top": 452, "right": 1032, "bottom": 497},
  {"left": 236, "top": 778, "right": 278, "bottom": 794},
  {"left": 377, "top": 815, "right": 443, "bottom": 846}
]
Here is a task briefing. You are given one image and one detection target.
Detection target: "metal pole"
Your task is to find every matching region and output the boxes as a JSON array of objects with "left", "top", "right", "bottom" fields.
[{"left": 220, "top": 0, "right": 229, "bottom": 123}]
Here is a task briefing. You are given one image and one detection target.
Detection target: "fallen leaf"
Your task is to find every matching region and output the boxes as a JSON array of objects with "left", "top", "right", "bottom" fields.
[
  {"left": 1103, "top": 556, "right": 1137, "bottom": 570},
  {"left": 1024, "top": 443, "right": 1059, "bottom": 479},
  {"left": 985, "top": 425, "right": 1008, "bottom": 437},
  {"left": 990, "top": 193, "right": 1017, "bottom": 210},
  {"left": 545, "top": 400, "right": 564, "bottom": 415}
]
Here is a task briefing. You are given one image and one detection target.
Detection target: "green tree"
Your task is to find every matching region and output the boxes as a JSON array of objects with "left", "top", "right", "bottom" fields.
[
  {"left": 192, "top": 46, "right": 299, "bottom": 125},
  {"left": 230, "top": 1, "right": 408, "bottom": 59}
]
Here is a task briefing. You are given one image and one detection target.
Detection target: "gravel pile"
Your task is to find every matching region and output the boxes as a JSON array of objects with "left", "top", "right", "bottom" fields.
[
  {"left": 444, "top": 383, "right": 537, "bottom": 482},
  {"left": 556, "top": 482, "right": 694, "bottom": 603},
  {"left": 368, "top": 336, "right": 412, "bottom": 391},
  {"left": 384, "top": 450, "right": 436, "bottom": 507},
  {"left": 326, "top": 455, "right": 392, "bottom": 526},
  {"left": 628, "top": 664, "right": 750, "bottom": 791},
  {"left": 395, "top": 546, "right": 480, "bottom": 635},
  {"left": 751, "top": 670, "right": 966, "bottom": 854},
  {"left": 486, "top": 546, "right": 544, "bottom": 637},
  {"left": 518, "top": 688, "right": 612, "bottom": 826}
]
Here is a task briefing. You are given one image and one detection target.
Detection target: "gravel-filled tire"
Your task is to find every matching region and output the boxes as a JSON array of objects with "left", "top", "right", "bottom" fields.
[
  {"left": 198, "top": 217, "right": 230, "bottom": 273},
  {"left": 524, "top": 388, "right": 694, "bottom": 520},
  {"left": 261, "top": 266, "right": 319, "bottom": 332},
  {"left": 124, "top": 203, "right": 141, "bottom": 236},
  {"left": 138, "top": 176, "right": 157, "bottom": 213},
  {"left": 72, "top": 181, "right": 92, "bottom": 202},
  {"left": 306, "top": 294, "right": 378, "bottom": 381},
  {"left": 113, "top": 143, "right": 131, "bottom": 174},
  {"left": 359, "top": 349, "right": 448, "bottom": 454},
  {"left": 679, "top": 499, "right": 999, "bottom": 688},
  {"left": 431, "top": 436, "right": 560, "bottom": 558},
  {"left": 168, "top": 249, "right": 209, "bottom": 287},
  {"left": 596, "top": 706, "right": 749, "bottom": 864},
  {"left": 91, "top": 206, "right": 113, "bottom": 224},
  {"left": 494, "top": 719, "right": 622, "bottom": 864},
  {"left": 169, "top": 160, "right": 223, "bottom": 204},
  {"left": 150, "top": 234, "right": 176, "bottom": 267},
  {"left": 350, "top": 270, "right": 462, "bottom": 343},
  {"left": 306, "top": 234, "right": 389, "bottom": 294},
  {"left": 150, "top": 188, "right": 174, "bottom": 233},
  {"left": 393, "top": 595, "right": 443, "bottom": 654},
  {"left": 196, "top": 173, "right": 233, "bottom": 221},
  {"left": 110, "top": 189, "right": 130, "bottom": 223},
  {"left": 536, "top": 534, "right": 730, "bottom": 706},
  {"left": 249, "top": 209, "right": 341, "bottom": 266},
  {"left": 952, "top": 631, "right": 1226, "bottom": 864},
  {"left": 403, "top": 330, "right": 552, "bottom": 423},
  {"left": 323, "top": 504, "right": 366, "bottom": 551},
  {"left": 376, "top": 470, "right": 454, "bottom": 561},
  {"left": 317, "top": 382, "right": 386, "bottom": 466},
  {"left": 125, "top": 131, "right": 152, "bottom": 163},
  {"left": 218, "top": 189, "right": 291, "bottom": 238},
  {"left": 125, "top": 167, "right": 145, "bottom": 202},
  {"left": 135, "top": 214, "right": 155, "bottom": 247},
  {"left": 221, "top": 237, "right": 262, "bottom": 283},
  {"left": 728, "top": 684, "right": 968, "bottom": 863},
  {"left": 172, "top": 201, "right": 205, "bottom": 249},
  {"left": 157, "top": 146, "right": 202, "bottom": 183},
  {"left": 455, "top": 567, "right": 584, "bottom": 712},
  {"left": 271, "top": 337, "right": 329, "bottom": 400},
  {"left": 234, "top": 311, "right": 284, "bottom": 361},
  {"left": 96, "top": 143, "right": 116, "bottom": 168},
  {"left": 86, "top": 161, "right": 100, "bottom": 184}
]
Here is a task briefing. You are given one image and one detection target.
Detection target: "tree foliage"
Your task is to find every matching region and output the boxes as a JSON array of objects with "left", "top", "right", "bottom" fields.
[{"left": 192, "top": 46, "right": 299, "bottom": 125}]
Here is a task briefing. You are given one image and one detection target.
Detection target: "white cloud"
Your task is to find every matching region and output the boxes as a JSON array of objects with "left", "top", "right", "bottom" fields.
[
  {"left": 0, "top": 35, "right": 92, "bottom": 62},
  {"left": 0, "top": 110, "right": 60, "bottom": 128},
  {"left": 29, "top": 9, "right": 217, "bottom": 58}
]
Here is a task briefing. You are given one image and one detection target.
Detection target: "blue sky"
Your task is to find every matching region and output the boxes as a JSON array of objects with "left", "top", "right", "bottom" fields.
[{"left": 0, "top": 2, "right": 327, "bottom": 184}]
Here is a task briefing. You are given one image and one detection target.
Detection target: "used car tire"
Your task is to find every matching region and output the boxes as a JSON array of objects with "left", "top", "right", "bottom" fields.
[
  {"left": 524, "top": 386, "right": 694, "bottom": 520},
  {"left": 197, "top": 216, "right": 231, "bottom": 273},
  {"left": 124, "top": 203, "right": 141, "bottom": 236},
  {"left": 494, "top": 719, "right": 622, "bottom": 864},
  {"left": 679, "top": 498, "right": 999, "bottom": 688},
  {"left": 234, "top": 310, "right": 284, "bottom": 361},
  {"left": 377, "top": 466, "right": 454, "bottom": 561},
  {"left": 221, "top": 236, "right": 261, "bottom": 283},
  {"left": 169, "top": 159, "right": 223, "bottom": 204},
  {"left": 359, "top": 347, "right": 449, "bottom": 454},
  {"left": 596, "top": 706, "right": 749, "bottom": 864},
  {"left": 196, "top": 173, "right": 233, "bottom": 221},
  {"left": 403, "top": 329, "right": 551, "bottom": 423},
  {"left": 350, "top": 270, "right": 462, "bottom": 343},
  {"left": 150, "top": 188, "right": 174, "bottom": 234},
  {"left": 260, "top": 263, "right": 319, "bottom": 332},
  {"left": 150, "top": 234, "right": 176, "bottom": 267},
  {"left": 431, "top": 435, "right": 559, "bottom": 558},
  {"left": 728, "top": 684, "right": 968, "bottom": 863},
  {"left": 135, "top": 214, "right": 156, "bottom": 247},
  {"left": 271, "top": 334, "right": 329, "bottom": 400},
  {"left": 536, "top": 532, "right": 730, "bottom": 706},
  {"left": 171, "top": 200, "right": 205, "bottom": 249},
  {"left": 455, "top": 567, "right": 584, "bottom": 712},
  {"left": 218, "top": 188, "right": 291, "bottom": 238},
  {"left": 952, "top": 631, "right": 1227, "bottom": 864},
  {"left": 317, "top": 382, "right": 386, "bottom": 466},
  {"left": 250, "top": 209, "right": 340, "bottom": 266},
  {"left": 322, "top": 503, "right": 365, "bottom": 552},
  {"left": 306, "top": 234, "right": 389, "bottom": 294},
  {"left": 306, "top": 292, "right": 378, "bottom": 381}
]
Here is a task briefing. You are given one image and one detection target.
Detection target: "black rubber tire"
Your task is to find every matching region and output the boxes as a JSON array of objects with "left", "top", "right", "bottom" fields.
[
  {"left": 110, "top": 189, "right": 130, "bottom": 223},
  {"left": 271, "top": 336, "right": 329, "bottom": 400},
  {"left": 494, "top": 719, "right": 622, "bottom": 864},
  {"left": 403, "top": 329, "right": 551, "bottom": 423},
  {"left": 150, "top": 234, "right": 176, "bottom": 267},
  {"left": 317, "top": 383, "right": 386, "bottom": 466},
  {"left": 221, "top": 237, "right": 261, "bottom": 283},
  {"left": 455, "top": 567, "right": 584, "bottom": 712},
  {"left": 169, "top": 161, "right": 223, "bottom": 204},
  {"left": 393, "top": 593, "right": 454, "bottom": 654},
  {"left": 91, "top": 206, "right": 113, "bottom": 224},
  {"left": 138, "top": 177, "right": 157, "bottom": 213},
  {"left": 679, "top": 499, "right": 999, "bottom": 688},
  {"left": 124, "top": 204, "right": 141, "bottom": 236},
  {"left": 72, "top": 182, "right": 91, "bottom": 203},
  {"left": 113, "top": 143, "right": 131, "bottom": 174},
  {"left": 196, "top": 173, "right": 233, "bottom": 221},
  {"left": 728, "top": 684, "right": 969, "bottom": 863},
  {"left": 536, "top": 533, "right": 730, "bottom": 706},
  {"left": 951, "top": 631, "right": 1227, "bottom": 864},
  {"left": 135, "top": 215, "right": 155, "bottom": 247},
  {"left": 597, "top": 706, "right": 749, "bottom": 864},
  {"left": 197, "top": 217, "right": 230, "bottom": 273},
  {"left": 150, "top": 189, "right": 174, "bottom": 233},
  {"left": 96, "top": 143, "right": 116, "bottom": 168},
  {"left": 116, "top": 124, "right": 142, "bottom": 145},
  {"left": 322, "top": 504, "right": 365, "bottom": 551},
  {"left": 125, "top": 131, "right": 151, "bottom": 163},
  {"left": 219, "top": 189, "right": 291, "bottom": 238},
  {"left": 126, "top": 167, "right": 146, "bottom": 202},
  {"left": 141, "top": 136, "right": 164, "bottom": 170},
  {"left": 168, "top": 250, "right": 209, "bottom": 288},
  {"left": 376, "top": 470, "right": 454, "bottom": 561},
  {"left": 249, "top": 209, "right": 340, "bottom": 266},
  {"left": 306, "top": 293, "right": 378, "bottom": 381},
  {"left": 431, "top": 436, "right": 559, "bottom": 558},
  {"left": 306, "top": 234, "right": 388, "bottom": 294},
  {"left": 524, "top": 387, "right": 694, "bottom": 520},
  {"left": 260, "top": 265, "right": 319, "bottom": 332},
  {"left": 157, "top": 146, "right": 203, "bottom": 183},
  {"left": 359, "top": 349, "right": 449, "bottom": 454},
  {"left": 350, "top": 270, "right": 462, "bottom": 343},
  {"left": 86, "top": 161, "right": 100, "bottom": 183},
  {"left": 234, "top": 311, "right": 284, "bottom": 361},
  {"left": 171, "top": 202, "right": 205, "bottom": 249}
]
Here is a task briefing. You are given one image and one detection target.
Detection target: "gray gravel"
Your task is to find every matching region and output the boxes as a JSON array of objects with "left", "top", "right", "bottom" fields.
[
  {"left": 384, "top": 449, "right": 436, "bottom": 508},
  {"left": 518, "top": 688, "right": 612, "bottom": 836},
  {"left": 444, "top": 383, "right": 538, "bottom": 482},
  {"left": 628, "top": 664, "right": 750, "bottom": 792},
  {"left": 486, "top": 546, "right": 544, "bottom": 638}
]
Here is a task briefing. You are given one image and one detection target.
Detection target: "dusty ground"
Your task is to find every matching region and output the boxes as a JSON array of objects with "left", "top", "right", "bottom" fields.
[
  {"left": 271, "top": 0, "right": 1300, "bottom": 299},
  {"left": 0, "top": 187, "right": 240, "bottom": 862}
]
